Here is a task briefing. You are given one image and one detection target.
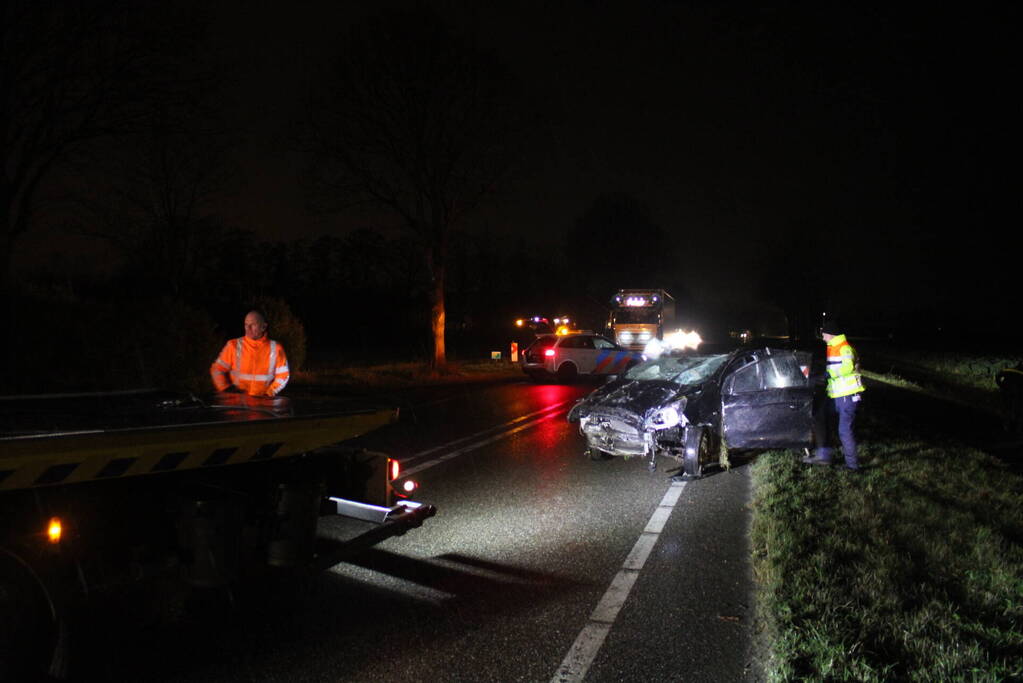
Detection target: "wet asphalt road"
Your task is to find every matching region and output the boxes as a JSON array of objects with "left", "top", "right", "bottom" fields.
[{"left": 70, "top": 379, "right": 758, "bottom": 682}]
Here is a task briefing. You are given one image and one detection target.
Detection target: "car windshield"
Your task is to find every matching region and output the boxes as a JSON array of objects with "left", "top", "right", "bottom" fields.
[
  {"left": 528, "top": 335, "right": 559, "bottom": 351},
  {"left": 612, "top": 309, "right": 659, "bottom": 325},
  {"left": 624, "top": 353, "right": 730, "bottom": 386}
]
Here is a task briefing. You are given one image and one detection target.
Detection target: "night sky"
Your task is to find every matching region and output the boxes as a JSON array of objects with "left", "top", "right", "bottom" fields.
[{"left": 16, "top": 1, "right": 1017, "bottom": 337}]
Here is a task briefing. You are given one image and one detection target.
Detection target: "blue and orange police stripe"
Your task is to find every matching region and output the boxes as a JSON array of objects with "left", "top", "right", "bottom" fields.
[{"left": 593, "top": 350, "right": 643, "bottom": 374}]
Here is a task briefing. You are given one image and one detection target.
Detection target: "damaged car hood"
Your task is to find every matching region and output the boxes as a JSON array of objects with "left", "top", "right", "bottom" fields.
[
  {"left": 568, "top": 379, "right": 687, "bottom": 428},
  {"left": 568, "top": 352, "right": 730, "bottom": 426}
]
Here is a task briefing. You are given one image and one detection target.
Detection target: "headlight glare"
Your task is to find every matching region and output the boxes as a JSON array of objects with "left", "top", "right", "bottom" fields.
[{"left": 645, "top": 400, "right": 687, "bottom": 430}]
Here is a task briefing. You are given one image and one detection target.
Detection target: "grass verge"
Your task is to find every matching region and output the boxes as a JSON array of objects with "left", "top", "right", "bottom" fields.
[{"left": 750, "top": 407, "right": 1023, "bottom": 681}]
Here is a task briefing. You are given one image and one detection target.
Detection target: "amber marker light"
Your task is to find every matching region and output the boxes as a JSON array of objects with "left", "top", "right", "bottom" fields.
[{"left": 47, "top": 517, "right": 63, "bottom": 544}]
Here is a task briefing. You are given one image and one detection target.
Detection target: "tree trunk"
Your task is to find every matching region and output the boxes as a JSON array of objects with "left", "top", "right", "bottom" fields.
[{"left": 429, "top": 254, "right": 447, "bottom": 370}]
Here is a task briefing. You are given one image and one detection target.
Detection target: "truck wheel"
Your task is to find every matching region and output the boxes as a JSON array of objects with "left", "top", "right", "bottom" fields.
[
  {"left": 683, "top": 427, "right": 710, "bottom": 478},
  {"left": 557, "top": 362, "right": 578, "bottom": 383},
  {"left": 0, "top": 553, "right": 61, "bottom": 681}
]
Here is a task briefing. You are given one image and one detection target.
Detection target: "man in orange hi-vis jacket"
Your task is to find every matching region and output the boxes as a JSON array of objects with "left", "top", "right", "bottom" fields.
[{"left": 210, "top": 310, "right": 290, "bottom": 396}]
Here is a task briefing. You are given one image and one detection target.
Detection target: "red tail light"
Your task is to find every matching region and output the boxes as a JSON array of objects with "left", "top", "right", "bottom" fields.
[
  {"left": 389, "top": 458, "right": 400, "bottom": 481},
  {"left": 544, "top": 349, "right": 555, "bottom": 357}
]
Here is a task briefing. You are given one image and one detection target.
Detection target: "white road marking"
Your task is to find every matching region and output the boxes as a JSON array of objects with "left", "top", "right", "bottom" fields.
[
  {"left": 404, "top": 399, "right": 574, "bottom": 463},
  {"left": 401, "top": 405, "right": 572, "bottom": 477},
  {"left": 551, "top": 480, "right": 687, "bottom": 683}
]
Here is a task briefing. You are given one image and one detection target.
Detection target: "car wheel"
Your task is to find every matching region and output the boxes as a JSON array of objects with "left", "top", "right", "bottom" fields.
[
  {"left": 683, "top": 426, "right": 710, "bottom": 478},
  {"left": 556, "top": 362, "right": 578, "bottom": 383},
  {"left": 0, "top": 552, "right": 64, "bottom": 680},
  {"left": 588, "top": 448, "right": 612, "bottom": 461}
]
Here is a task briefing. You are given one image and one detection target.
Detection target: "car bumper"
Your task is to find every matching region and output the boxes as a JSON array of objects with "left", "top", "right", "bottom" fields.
[{"left": 578, "top": 414, "right": 652, "bottom": 456}]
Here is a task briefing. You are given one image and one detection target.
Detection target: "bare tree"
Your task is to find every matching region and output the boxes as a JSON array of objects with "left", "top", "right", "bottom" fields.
[
  {"left": 0, "top": 0, "right": 203, "bottom": 303},
  {"left": 68, "top": 106, "right": 236, "bottom": 297},
  {"left": 306, "top": 8, "right": 516, "bottom": 368}
]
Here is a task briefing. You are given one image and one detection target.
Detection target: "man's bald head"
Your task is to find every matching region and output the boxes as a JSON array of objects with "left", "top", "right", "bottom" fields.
[{"left": 244, "top": 310, "right": 268, "bottom": 340}]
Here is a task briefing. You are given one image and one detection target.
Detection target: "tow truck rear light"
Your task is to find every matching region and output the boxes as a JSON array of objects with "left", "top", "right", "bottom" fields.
[
  {"left": 47, "top": 517, "right": 62, "bottom": 544},
  {"left": 402, "top": 480, "right": 417, "bottom": 494},
  {"left": 388, "top": 458, "right": 400, "bottom": 481},
  {"left": 544, "top": 349, "right": 555, "bottom": 357}
]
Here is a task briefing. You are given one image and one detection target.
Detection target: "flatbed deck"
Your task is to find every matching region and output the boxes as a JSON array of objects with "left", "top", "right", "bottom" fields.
[{"left": 0, "top": 391, "right": 397, "bottom": 492}]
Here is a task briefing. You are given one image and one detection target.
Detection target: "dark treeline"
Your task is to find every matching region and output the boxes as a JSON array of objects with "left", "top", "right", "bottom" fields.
[
  {"left": 8, "top": 2, "right": 954, "bottom": 394},
  {"left": 4, "top": 216, "right": 638, "bottom": 393},
  {"left": 7, "top": 184, "right": 818, "bottom": 395}
]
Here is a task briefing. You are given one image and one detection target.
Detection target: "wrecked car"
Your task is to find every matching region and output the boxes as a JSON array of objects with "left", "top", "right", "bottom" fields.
[{"left": 567, "top": 347, "right": 814, "bottom": 477}]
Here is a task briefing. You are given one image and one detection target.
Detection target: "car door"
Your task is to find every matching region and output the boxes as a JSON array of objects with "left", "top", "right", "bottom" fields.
[
  {"left": 560, "top": 335, "right": 599, "bottom": 373},
  {"left": 590, "top": 336, "right": 636, "bottom": 375},
  {"left": 720, "top": 349, "right": 813, "bottom": 449}
]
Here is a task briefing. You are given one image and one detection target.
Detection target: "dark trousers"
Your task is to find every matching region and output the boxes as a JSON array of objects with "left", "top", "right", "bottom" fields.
[{"left": 814, "top": 393, "right": 861, "bottom": 469}]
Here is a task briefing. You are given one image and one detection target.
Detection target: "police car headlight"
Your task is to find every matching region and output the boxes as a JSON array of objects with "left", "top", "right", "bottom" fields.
[{"left": 644, "top": 400, "right": 687, "bottom": 430}]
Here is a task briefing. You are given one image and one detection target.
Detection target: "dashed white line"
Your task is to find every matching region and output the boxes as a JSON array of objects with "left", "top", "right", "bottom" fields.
[{"left": 551, "top": 480, "right": 687, "bottom": 683}]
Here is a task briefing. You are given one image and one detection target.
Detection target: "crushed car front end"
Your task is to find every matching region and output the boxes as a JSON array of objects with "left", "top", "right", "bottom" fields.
[{"left": 568, "top": 352, "right": 732, "bottom": 470}]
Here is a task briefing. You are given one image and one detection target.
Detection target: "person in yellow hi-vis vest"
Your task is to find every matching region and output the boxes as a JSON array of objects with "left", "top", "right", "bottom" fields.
[
  {"left": 803, "top": 318, "right": 864, "bottom": 472},
  {"left": 210, "top": 310, "right": 290, "bottom": 397}
]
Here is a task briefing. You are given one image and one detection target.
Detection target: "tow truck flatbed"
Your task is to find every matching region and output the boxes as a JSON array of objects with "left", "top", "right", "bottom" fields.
[
  {"left": 1, "top": 389, "right": 433, "bottom": 678},
  {"left": 0, "top": 390, "right": 397, "bottom": 492}
]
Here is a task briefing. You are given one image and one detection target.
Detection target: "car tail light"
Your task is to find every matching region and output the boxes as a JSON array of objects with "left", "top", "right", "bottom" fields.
[
  {"left": 545, "top": 349, "right": 555, "bottom": 357},
  {"left": 388, "top": 458, "right": 400, "bottom": 481}
]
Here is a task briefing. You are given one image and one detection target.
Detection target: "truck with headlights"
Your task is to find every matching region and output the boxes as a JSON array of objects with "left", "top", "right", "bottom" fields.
[{"left": 608, "top": 289, "right": 676, "bottom": 351}]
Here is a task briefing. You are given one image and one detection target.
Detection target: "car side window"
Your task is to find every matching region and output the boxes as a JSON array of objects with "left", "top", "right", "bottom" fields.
[
  {"left": 760, "top": 355, "right": 807, "bottom": 389},
  {"left": 727, "top": 355, "right": 806, "bottom": 393},
  {"left": 559, "top": 337, "right": 580, "bottom": 349},
  {"left": 728, "top": 362, "right": 762, "bottom": 393},
  {"left": 594, "top": 337, "right": 616, "bottom": 350},
  {"left": 578, "top": 337, "right": 596, "bottom": 349}
]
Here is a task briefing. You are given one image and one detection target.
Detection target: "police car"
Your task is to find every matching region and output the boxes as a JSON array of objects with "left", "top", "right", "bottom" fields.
[{"left": 521, "top": 332, "right": 644, "bottom": 383}]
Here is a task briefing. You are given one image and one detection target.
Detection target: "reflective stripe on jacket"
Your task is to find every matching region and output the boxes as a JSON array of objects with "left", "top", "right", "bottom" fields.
[
  {"left": 825, "top": 334, "right": 864, "bottom": 398},
  {"left": 210, "top": 336, "right": 290, "bottom": 397}
]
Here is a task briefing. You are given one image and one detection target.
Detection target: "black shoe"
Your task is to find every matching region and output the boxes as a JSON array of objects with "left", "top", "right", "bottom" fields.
[
  {"left": 843, "top": 466, "right": 862, "bottom": 474},
  {"left": 801, "top": 456, "right": 832, "bottom": 466}
]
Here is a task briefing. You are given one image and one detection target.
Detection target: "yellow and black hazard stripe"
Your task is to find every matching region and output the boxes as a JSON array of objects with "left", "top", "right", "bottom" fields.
[{"left": 0, "top": 408, "right": 396, "bottom": 493}]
